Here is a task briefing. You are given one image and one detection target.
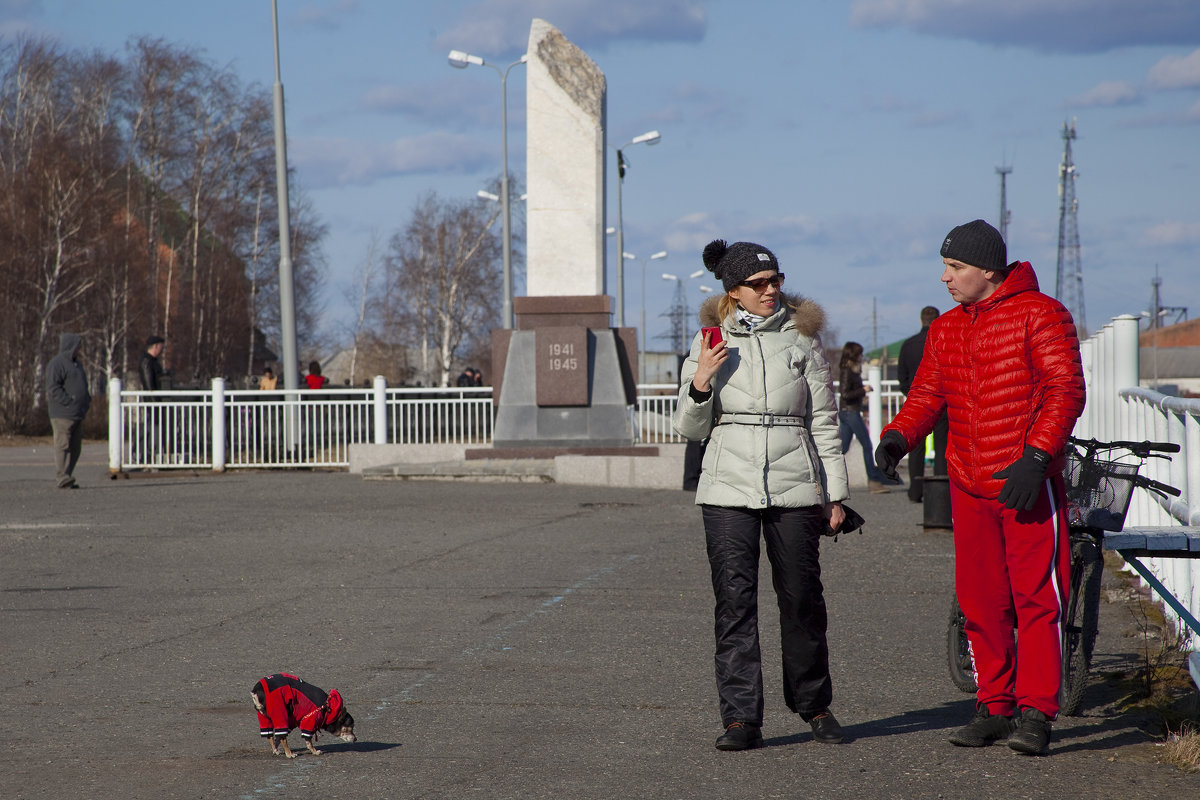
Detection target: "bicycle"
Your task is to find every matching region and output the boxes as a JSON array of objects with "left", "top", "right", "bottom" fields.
[{"left": 946, "top": 436, "right": 1181, "bottom": 714}]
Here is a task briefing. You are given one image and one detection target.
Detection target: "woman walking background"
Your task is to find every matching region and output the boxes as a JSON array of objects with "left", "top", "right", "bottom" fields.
[
  {"left": 838, "top": 341, "right": 894, "bottom": 494},
  {"left": 674, "top": 239, "right": 850, "bottom": 751}
]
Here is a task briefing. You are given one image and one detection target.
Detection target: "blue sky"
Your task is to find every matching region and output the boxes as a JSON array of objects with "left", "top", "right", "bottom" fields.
[{"left": 5, "top": 0, "right": 1199, "bottom": 354}]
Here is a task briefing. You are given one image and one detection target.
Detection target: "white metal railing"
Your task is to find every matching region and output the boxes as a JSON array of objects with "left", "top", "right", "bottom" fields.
[
  {"left": 385, "top": 386, "right": 494, "bottom": 446},
  {"left": 110, "top": 377, "right": 494, "bottom": 471},
  {"left": 108, "top": 375, "right": 906, "bottom": 469},
  {"left": 1078, "top": 315, "right": 1200, "bottom": 649}
]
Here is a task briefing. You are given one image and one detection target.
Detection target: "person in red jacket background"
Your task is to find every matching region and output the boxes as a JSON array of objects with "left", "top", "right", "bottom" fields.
[{"left": 875, "top": 219, "right": 1085, "bottom": 756}]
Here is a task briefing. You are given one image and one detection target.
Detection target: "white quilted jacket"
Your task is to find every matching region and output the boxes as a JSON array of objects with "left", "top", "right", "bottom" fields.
[{"left": 673, "top": 295, "right": 849, "bottom": 509}]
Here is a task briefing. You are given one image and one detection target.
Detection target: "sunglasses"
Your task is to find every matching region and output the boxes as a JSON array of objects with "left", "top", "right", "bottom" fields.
[{"left": 739, "top": 273, "right": 785, "bottom": 292}]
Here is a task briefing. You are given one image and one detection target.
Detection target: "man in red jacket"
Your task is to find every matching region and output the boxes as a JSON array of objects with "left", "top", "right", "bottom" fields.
[{"left": 875, "top": 219, "right": 1085, "bottom": 756}]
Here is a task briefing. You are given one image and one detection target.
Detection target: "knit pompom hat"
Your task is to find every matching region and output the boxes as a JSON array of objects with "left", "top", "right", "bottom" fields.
[
  {"left": 702, "top": 240, "right": 780, "bottom": 291},
  {"left": 939, "top": 219, "right": 1008, "bottom": 272}
]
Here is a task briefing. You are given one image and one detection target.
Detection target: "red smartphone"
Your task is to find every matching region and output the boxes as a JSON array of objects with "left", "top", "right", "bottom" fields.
[{"left": 701, "top": 326, "right": 724, "bottom": 347}]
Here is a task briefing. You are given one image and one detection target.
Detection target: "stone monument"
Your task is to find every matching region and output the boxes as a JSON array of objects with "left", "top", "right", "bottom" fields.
[{"left": 487, "top": 18, "right": 640, "bottom": 452}]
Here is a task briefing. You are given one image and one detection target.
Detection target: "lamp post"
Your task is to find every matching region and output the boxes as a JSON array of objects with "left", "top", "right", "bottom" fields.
[
  {"left": 449, "top": 49, "right": 527, "bottom": 329},
  {"left": 612, "top": 130, "right": 661, "bottom": 328},
  {"left": 638, "top": 251, "right": 667, "bottom": 382}
]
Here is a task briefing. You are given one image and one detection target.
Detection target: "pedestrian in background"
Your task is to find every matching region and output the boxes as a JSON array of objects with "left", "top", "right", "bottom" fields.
[
  {"left": 897, "top": 306, "right": 948, "bottom": 503},
  {"left": 305, "top": 361, "right": 328, "bottom": 390},
  {"left": 674, "top": 239, "right": 849, "bottom": 752},
  {"left": 259, "top": 367, "right": 277, "bottom": 390},
  {"left": 139, "top": 335, "right": 166, "bottom": 390},
  {"left": 875, "top": 219, "right": 1085, "bottom": 756},
  {"left": 45, "top": 332, "right": 91, "bottom": 488},
  {"left": 837, "top": 342, "right": 892, "bottom": 494}
]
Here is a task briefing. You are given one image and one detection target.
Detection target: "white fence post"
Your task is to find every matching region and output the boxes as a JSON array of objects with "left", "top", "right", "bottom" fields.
[
  {"left": 108, "top": 378, "right": 122, "bottom": 473},
  {"left": 212, "top": 378, "right": 226, "bottom": 473},
  {"left": 867, "top": 364, "right": 882, "bottom": 452},
  {"left": 373, "top": 375, "right": 388, "bottom": 445},
  {"left": 1112, "top": 314, "right": 1139, "bottom": 441}
]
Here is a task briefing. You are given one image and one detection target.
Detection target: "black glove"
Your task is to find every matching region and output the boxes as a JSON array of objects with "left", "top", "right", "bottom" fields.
[
  {"left": 992, "top": 446, "right": 1051, "bottom": 511},
  {"left": 874, "top": 430, "right": 907, "bottom": 482}
]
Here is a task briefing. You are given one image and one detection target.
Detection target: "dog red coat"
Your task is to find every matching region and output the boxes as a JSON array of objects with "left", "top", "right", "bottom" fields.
[{"left": 253, "top": 673, "right": 345, "bottom": 741}]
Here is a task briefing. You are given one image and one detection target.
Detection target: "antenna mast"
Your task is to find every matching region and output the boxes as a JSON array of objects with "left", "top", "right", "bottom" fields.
[
  {"left": 996, "top": 163, "right": 1012, "bottom": 242},
  {"left": 1054, "top": 119, "right": 1087, "bottom": 337}
]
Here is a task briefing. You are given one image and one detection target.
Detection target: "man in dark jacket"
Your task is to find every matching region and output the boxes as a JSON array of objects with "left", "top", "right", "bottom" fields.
[
  {"left": 45, "top": 333, "right": 91, "bottom": 488},
  {"left": 897, "top": 305, "right": 948, "bottom": 502},
  {"left": 875, "top": 220, "right": 1085, "bottom": 756},
  {"left": 139, "top": 335, "right": 166, "bottom": 390}
]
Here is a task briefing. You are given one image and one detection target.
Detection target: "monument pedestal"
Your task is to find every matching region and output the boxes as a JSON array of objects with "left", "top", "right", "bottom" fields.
[{"left": 491, "top": 296, "right": 638, "bottom": 449}]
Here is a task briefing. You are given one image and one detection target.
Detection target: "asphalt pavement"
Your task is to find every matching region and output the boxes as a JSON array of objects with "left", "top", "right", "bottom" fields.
[{"left": 2, "top": 445, "right": 1199, "bottom": 799}]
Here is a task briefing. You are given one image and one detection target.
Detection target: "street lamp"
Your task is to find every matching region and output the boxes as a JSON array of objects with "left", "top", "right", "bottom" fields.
[
  {"left": 637, "top": 251, "right": 667, "bottom": 382},
  {"left": 612, "top": 130, "right": 661, "bottom": 328},
  {"left": 449, "top": 48, "right": 527, "bottom": 329}
]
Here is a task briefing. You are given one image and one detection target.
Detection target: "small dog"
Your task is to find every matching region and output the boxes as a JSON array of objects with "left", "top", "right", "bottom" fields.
[{"left": 251, "top": 673, "right": 356, "bottom": 758}]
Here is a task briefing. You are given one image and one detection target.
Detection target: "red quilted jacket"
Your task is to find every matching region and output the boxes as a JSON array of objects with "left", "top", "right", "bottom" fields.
[{"left": 882, "top": 262, "right": 1085, "bottom": 498}]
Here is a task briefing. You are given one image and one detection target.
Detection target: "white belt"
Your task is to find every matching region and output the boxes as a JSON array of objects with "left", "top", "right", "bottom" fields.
[{"left": 718, "top": 412, "right": 806, "bottom": 427}]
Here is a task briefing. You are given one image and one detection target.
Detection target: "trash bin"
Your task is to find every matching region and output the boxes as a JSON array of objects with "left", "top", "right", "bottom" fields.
[{"left": 923, "top": 475, "right": 952, "bottom": 530}]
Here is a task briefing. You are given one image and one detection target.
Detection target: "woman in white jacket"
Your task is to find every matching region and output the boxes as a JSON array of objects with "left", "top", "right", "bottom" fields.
[{"left": 674, "top": 239, "right": 850, "bottom": 751}]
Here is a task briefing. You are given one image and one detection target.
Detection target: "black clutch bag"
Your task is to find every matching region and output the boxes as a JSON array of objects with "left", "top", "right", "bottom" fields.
[{"left": 823, "top": 503, "right": 865, "bottom": 539}]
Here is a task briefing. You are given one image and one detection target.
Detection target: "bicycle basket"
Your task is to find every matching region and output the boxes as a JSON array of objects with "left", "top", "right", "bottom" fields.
[{"left": 1063, "top": 450, "right": 1140, "bottom": 531}]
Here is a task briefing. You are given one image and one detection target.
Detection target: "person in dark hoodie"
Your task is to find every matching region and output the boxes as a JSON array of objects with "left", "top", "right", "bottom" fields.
[{"left": 45, "top": 333, "right": 91, "bottom": 488}]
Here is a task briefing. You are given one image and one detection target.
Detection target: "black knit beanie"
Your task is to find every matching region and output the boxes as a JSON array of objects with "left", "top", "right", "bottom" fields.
[
  {"left": 940, "top": 219, "right": 1007, "bottom": 272},
  {"left": 702, "top": 240, "right": 780, "bottom": 291}
]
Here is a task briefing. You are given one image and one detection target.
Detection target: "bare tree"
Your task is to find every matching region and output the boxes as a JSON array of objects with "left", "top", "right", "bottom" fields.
[
  {"left": 343, "top": 230, "right": 383, "bottom": 387},
  {"left": 0, "top": 35, "right": 328, "bottom": 433},
  {"left": 377, "top": 192, "right": 502, "bottom": 387}
]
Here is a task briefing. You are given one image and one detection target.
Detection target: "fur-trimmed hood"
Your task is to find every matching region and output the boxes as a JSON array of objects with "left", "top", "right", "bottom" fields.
[{"left": 698, "top": 293, "right": 827, "bottom": 339}]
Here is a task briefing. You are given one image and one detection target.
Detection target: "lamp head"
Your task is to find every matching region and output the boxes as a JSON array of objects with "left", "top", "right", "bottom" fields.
[
  {"left": 448, "top": 50, "right": 483, "bottom": 68},
  {"left": 631, "top": 130, "right": 661, "bottom": 146},
  {"left": 651, "top": 251, "right": 668, "bottom": 260}
]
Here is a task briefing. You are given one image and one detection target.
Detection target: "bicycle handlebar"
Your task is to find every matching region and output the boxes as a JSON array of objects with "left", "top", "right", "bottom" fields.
[
  {"left": 1138, "top": 475, "right": 1183, "bottom": 498},
  {"left": 1066, "top": 436, "right": 1181, "bottom": 456}
]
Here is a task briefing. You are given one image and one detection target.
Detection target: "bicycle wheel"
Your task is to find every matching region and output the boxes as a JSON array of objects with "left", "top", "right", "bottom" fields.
[
  {"left": 947, "top": 596, "right": 978, "bottom": 693},
  {"left": 1059, "top": 533, "right": 1103, "bottom": 716}
]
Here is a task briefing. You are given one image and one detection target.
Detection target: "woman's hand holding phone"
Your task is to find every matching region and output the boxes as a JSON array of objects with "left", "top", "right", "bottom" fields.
[{"left": 693, "top": 326, "right": 729, "bottom": 391}]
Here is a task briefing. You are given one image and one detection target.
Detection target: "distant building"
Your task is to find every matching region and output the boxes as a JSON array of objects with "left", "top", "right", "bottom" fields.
[{"left": 1139, "top": 319, "right": 1200, "bottom": 396}]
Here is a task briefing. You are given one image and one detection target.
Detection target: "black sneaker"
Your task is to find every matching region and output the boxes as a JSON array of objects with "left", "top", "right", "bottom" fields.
[
  {"left": 1008, "top": 707, "right": 1051, "bottom": 755},
  {"left": 808, "top": 710, "right": 844, "bottom": 744},
  {"left": 715, "top": 721, "right": 762, "bottom": 751},
  {"left": 948, "top": 705, "right": 1014, "bottom": 747}
]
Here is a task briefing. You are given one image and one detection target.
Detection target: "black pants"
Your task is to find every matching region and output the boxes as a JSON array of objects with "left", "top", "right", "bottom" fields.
[
  {"left": 908, "top": 411, "right": 949, "bottom": 502},
  {"left": 702, "top": 504, "right": 832, "bottom": 727}
]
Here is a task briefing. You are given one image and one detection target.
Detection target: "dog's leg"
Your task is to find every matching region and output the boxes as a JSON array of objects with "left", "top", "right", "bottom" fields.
[
  {"left": 279, "top": 736, "right": 298, "bottom": 759},
  {"left": 266, "top": 734, "right": 281, "bottom": 756},
  {"left": 305, "top": 735, "right": 323, "bottom": 757}
]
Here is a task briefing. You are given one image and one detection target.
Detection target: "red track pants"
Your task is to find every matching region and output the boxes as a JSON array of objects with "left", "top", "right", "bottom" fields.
[{"left": 951, "top": 474, "right": 1070, "bottom": 719}]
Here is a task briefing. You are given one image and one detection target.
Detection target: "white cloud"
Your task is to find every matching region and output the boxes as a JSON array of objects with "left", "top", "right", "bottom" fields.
[
  {"left": 1147, "top": 48, "right": 1200, "bottom": 90},
  {"left": 849, "top": 0, "right": 1200, "bottom": 53},
  {"left": 290, "top": 132, "right": 493, "bottom": 188},
  {"left": 1142, "top": 220, "right": 1200, "bottom": 247},
  {"left": 1067, "top": 81, "right": 1142, "bottom": 108},
  {"left": 292, "top": 0, "right": 359, "bottom": 29},
  {"left": 434, "top": 0, "right": 706, "bottom": 56}
]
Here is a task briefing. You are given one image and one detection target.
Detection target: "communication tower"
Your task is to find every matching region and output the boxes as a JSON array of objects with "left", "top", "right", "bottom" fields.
[
  {"left": 996, "top": 163, "right": 1012, "bottom": 242},
  {"left": 1148, "top": 269, "right": 1187, "bottom": 329},
  {"left": 660, "top": 280, "right": 688, "bottom": 354},
  {"left": 1055, "top": 119, "right": 1087, "bottom": 337}
]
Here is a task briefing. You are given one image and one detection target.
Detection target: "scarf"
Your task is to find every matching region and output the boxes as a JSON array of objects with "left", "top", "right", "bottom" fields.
[{"left": 735, "top": 307, "right": 767, "bottom": 331}]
